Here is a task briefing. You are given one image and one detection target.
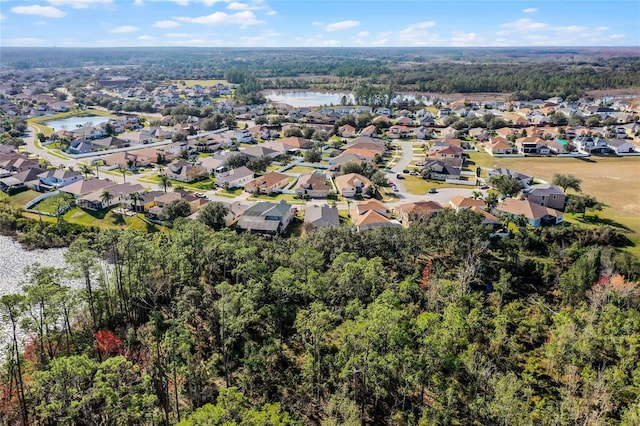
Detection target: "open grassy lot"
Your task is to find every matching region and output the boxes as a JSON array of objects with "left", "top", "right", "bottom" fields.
[
  {"left": 287, "top": 165, "right": 319, "bottom": 174},
  {"left": 174, "top": 79, "right": 230, "bottom": 87},
  {"left": 248, "top": 193, "right": 307, "bottom": 204},
  {"left": 402, "top": 176, "right": 475, "bottom": 195},
  {"left": 468, "top": 151, "right": 640, "bottom": 240}
]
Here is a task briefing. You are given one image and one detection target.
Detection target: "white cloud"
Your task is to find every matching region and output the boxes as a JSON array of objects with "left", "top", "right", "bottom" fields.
[
  {"left": 500, "top": 18, "right": 548, "bottom": 31},
  {"left": 154, "top": 20, "right": 181, "bottom": 28},
  {"left": 134, "top": 0, "right": 144, "bottom": 5},
  {"left": 522, "top": 7, "right": 537, "bottom": 13},
  {"left": 398, "top": 21, "right": 439, "bottom": 45},
  {"left": 11, "top": 5, "right": 65, "bottom": 18},
  {"left": 138, "top": 35, "right": 157, "bottom": 41},
  {"left": 325, "top": 20, "right": 359, "bottom": 32},
  {"left": 266, "top": 10, "right": 276, "bottom": 16},
  {"left": 176, "top": 10, "right": 263, "bottom": 26},
  {"left": 357, "top": 31, "right": 369, "bottom": 37},
  {"left": 227, "top": 2, "right": 249, "bottom": 10},
  {"left": 111, "top": 25, "right": 139, "bottom": 33},
  {"left": 47, "top": 0, "right": 111, "bottom": 8},
  {"left": 450, "top": 31, "right": 484, "bottom": 46},
  {"left": 0, "top": 13, "right": 6, "bottom": 22}
]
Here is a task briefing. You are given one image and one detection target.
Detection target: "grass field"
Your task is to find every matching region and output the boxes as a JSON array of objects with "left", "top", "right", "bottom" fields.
[
  {"left": 174, "top": 79, "right": 230, "bottom": 87},
  {"left": 287, "top": 165, "right": 319, "bottom": 174}
]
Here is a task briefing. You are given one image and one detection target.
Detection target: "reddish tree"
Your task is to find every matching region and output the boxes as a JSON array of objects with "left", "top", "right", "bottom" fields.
[{"left": 95, "top": 329, "right": 123, "bottom": 357}]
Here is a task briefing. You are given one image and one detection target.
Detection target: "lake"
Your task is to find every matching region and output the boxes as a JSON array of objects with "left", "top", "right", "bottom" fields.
[
  {"left": 264, "top": 91, "right": 426, "bottom": 108},
  {"left": 0, "top": 235, "right": 79, "bottom": 356},
  {"left": 264, "top": 91, "right": 354, "bottom": 107},
  {"left": 43, "top": 115, "right": 111, "bottom": 131}
]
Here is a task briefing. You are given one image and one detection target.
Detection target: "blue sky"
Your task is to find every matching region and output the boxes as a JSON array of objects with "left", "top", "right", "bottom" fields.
[{"left": 1, "top": 0, "right": 638, "bottom": 47}]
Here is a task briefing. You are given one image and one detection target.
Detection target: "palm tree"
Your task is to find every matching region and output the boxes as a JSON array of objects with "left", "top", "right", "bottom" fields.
[
  {"left": 79, "top": 164, "right": 94, "bottom": 179},
  {"left": 100, "top": 189, "right": 114, "bottom": 210},
  {"left": 471, "top": 190, "right": 483, "bottom": 200},
  {"left": 95, "top": 163, "right": 101, "bottom": 179},
  {"left": 119, "top": 167, "right": 127, "bottom": 183},
  {"left": 158, "top": 174, "right": 172, "bottom": 193},
  {"left": 128, "top": 191, "right": 142, "bottom": 214}
]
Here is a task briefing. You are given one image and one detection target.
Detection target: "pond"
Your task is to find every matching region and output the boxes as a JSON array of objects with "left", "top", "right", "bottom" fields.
[
  {"left": 0, "top": 235, "right": 80, "bottom": 357},
  {"left": 43, "top": 115, "right": 112, "bottom": 131},
  {"left": 264, "top": 91, "right": 427, "bottom": 108},
  {"left": 264, "top": 91, "right": 354, "bottom": 107}
]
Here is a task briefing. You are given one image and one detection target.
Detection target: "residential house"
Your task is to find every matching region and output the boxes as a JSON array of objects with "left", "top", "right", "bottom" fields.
[
  {"left": 608, "top": 139, "right": 636, "bottom": 154},
  {"left": 240, "top": 145, "right": 280, "bottom": 160},
  {"left": 334, "top": 173, "right": 372, "bottom": 198},
  {"left": 280, "top": 136, "right": 313, "bottom": 151},
  {"left": 78, "top": 182, "right": 145, "bottom": 211},
  {"left": 119, "top": 132, "right": 153, "bottom": 145},
  {"left": 0, "top": 154, "right": 39, "bottom": 172},
  {"left": 516, "top": 137, "right": 547, "bottom": 154},
  {"left": 449, "top": 196, "right": 485, "bottom": 212},
  {"left": 574, "top": 136, "right": 611, "bottom": 154},
  {"left": 484, "top": 137, "right": 514, "bottom": 156},
  {"left": 295, "top": 173, "right": 331, "bottom": 198},
  {"left": 350, "top": 199, "right": 400, "bottom": 231},
  {"left": 217, "top": 166, "right": 254, "bottom": 188},
  {"left": 234, "top": 129, "right": 254, "bottom": 143},
  {"left": 59, "top": 178, "right": 115, "bottom": 198},
  {"left": 422, "top": 159, "right": 462, "bottom": 181},
  {"left": 360, "top": 125, "right": 377, "bottom": 137},
  {"left": 68, "top": 138, "right": 94, "bottom": 154},
  {"left": 394, "top": 201, "right": 443, "bottom": 226},
  {"left": 494, "top": 198, "right": 564, "bottom": 227},
  {"left": 523, "top": 184, "right": 567, "bottom": 210},
  {"left": 468, "top": 206, "right": 502, "bottom": 228},
  {"left": 166, "top": 160, "right": 208, "bottom": 183},
  {"left": 237, "top": 200, "right": 294, "bottom": 235},
  {"left": 91, "top": 136, "right": 127, "bottom": 150},
  {"left": 338, "top": 124, "right": 357, "bottom": 138},
  {"left": 244, "top": 172, "right": 290, "bottom": 195},
  {"left": 199, "top": 152, "right": 229, "bottom": 174},
  {"left": 0, "top": 167, "right": 45, "bottom": 192},
  {"left": 304, "top": 204, "right": 340, "bottom": 229},
  {"left": 156, "top": 142, "right": 189, "bottom": 162},
  {"left": 217, "top": 201, "right": 250, "bottom": 227},
  {"left": 487, "top": 168, "right": 532, "bottom": 186},
  {"left": 36, "top": 169, "right": 82, "bottom": 190},
  {"left": 145, "top": 190, "right": 206, "bottom": 219}
]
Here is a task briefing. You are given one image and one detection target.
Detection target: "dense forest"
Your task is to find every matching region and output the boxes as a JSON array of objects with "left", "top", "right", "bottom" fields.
[
  {"left": 1, "top": 201, "right": 639, "bottom": 425},
  {"left": 2, "top": 47, "right": 639, "bottom": 100}
]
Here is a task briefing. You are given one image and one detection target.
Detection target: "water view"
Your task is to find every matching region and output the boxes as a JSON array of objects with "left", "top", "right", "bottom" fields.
[
  {"left": 264, "top": 91, "right": 354, "bottom": 107},
  {"left": 0, "top": 235, "right": 79, "bottom": 354},
  {"left": 43, "top": 115, "right": 111, "bottom": 131}
]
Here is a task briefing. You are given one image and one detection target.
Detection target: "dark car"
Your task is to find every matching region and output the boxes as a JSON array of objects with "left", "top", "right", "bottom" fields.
[
  {"left": 402, "top": 169, "right": 410, "bottom": 174},
  {"left": 396, "top": 174, "right": 405, "bottom": 179},
  {"left": 428, "top": 188, "right": 437, "bottom": 194}
]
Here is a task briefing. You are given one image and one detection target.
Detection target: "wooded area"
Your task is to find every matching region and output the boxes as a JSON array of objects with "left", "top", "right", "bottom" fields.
[{"left": 1, "top": 204, "right": 639, "bottom": 425}]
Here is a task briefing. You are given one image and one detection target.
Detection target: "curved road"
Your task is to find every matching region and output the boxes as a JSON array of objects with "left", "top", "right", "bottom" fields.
[{"left": 23, "top": 127, "right": 481, "bottom": 210}]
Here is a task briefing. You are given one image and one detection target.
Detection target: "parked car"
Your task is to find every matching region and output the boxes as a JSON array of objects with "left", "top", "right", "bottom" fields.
[
  {"left": 428, "top": 188, "right": 437, "bottom": 194},
  {"left": 392, "top": 186, "right": 399, "bottom": 192},
  {"left": 396, "top": 174, "right": 405, "bottom": 179},
  {"left": 402, "top": 169, "right": 410, "bottom": 174}
]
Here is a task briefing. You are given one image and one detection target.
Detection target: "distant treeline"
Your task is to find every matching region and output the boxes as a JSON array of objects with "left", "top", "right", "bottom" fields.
[{"left": 2, "top": 47, "right": 639, "bottom": 99}]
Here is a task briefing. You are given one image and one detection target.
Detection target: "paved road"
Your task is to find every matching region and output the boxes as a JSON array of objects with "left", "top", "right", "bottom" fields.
[{"left": 22, "top": 128, "right": 482, "bottom": 210}]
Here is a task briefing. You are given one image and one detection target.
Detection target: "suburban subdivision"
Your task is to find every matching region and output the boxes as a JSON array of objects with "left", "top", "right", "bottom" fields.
[{"left": 0, "top": 45, "right": 639, "bottom": 425}]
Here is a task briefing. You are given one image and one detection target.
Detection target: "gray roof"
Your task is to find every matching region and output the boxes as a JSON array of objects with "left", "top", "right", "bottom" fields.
[
  {"left": 304, "top": 204, "right": 339, "bottom": 228},
  {"left": 243, "top": 200, "right": 292, "bottom": 218}
]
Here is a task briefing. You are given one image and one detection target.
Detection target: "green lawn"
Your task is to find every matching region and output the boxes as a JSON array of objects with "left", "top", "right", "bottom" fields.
[
  {"left": 31, "top": 196, "right": 67, "bottom": 214},
  {"left": 402, "top": 176, "right": 472, "bottom": 195},
  {"left": 248, "top": 193, "right": 307, "bottom": 204},
  {"left": 7, "top": 190, "right": 41, "bottom": 207},
  {"left": 63, "top": 207, "right": 167, "bottom": 232},
  {"left": 287, "top": 165, "right": 319, "bottom": 174},
  {"left": 140, "top": 175, "right": 216, "bottom": 191},
  {"left": 174, "top": 79, "right": 230, "bottom": 87}
]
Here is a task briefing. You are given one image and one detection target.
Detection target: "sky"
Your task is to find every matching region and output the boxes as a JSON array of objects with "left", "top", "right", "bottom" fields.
[{"left": 0, "top": 0, "right": 638, "bottom": 48}]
